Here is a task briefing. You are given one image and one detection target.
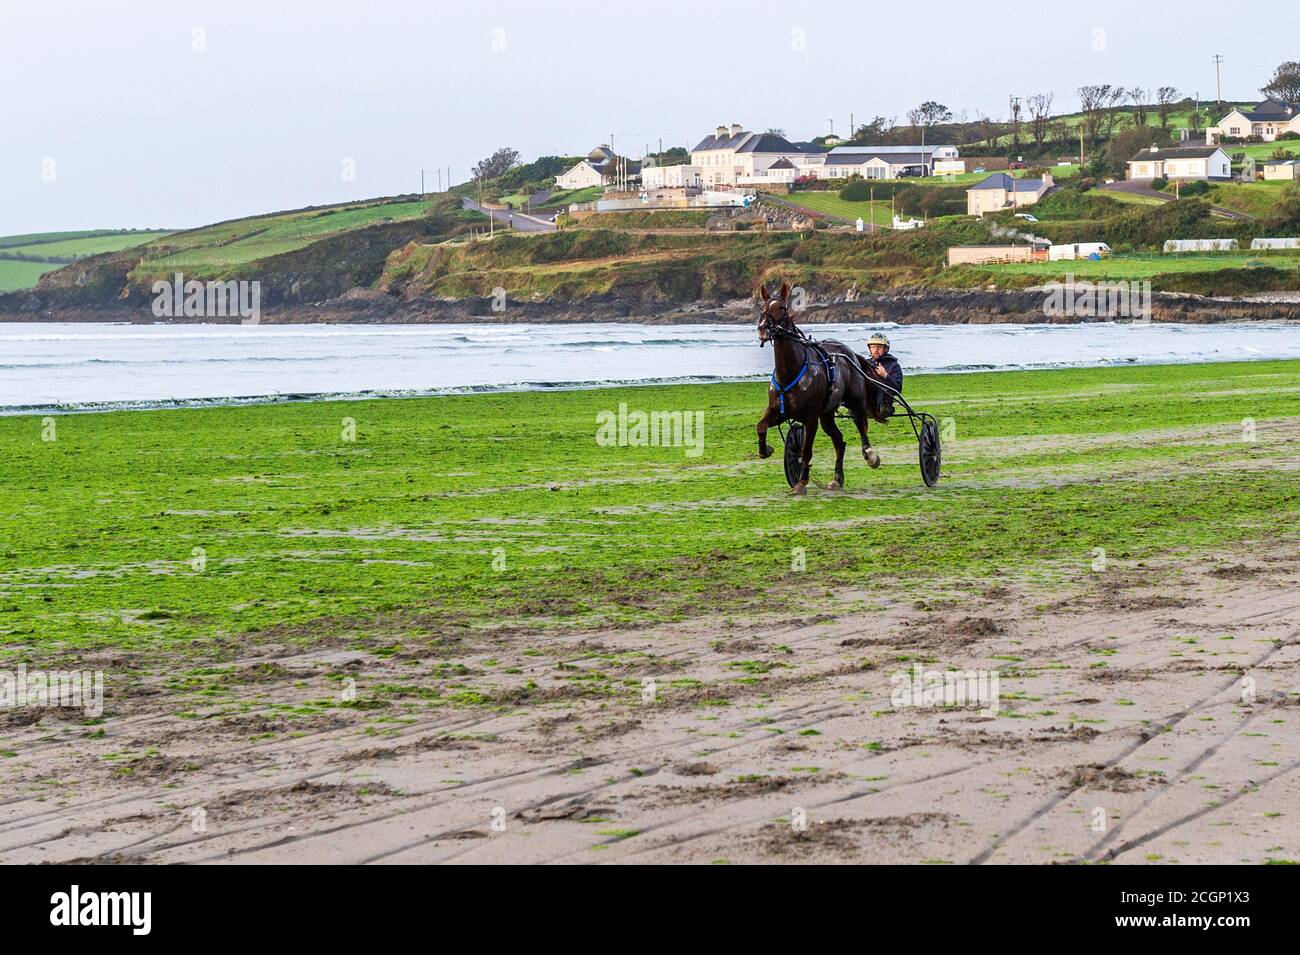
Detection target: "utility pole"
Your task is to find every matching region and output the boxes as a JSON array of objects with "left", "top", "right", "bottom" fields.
[
  {"left": 1079, "top": 126, "right": 1085, "bottom": 167},
  {"left": 421, "top": 170, "right": 425, "bottom": 196},
  {"left": 1212, "top": 54, "right": 1224, "bottom": 105},
  {"left": 437, "top": 169, "right": 442, "bottom": 192},
  {"left": 870, "top": 184, "right": 875, "bottom": 233},
  {"left": 850, "top": 112, "right": 854, "bottom": 140},
  {"left": 828, "top": 119, "right": 834, "bottom": 139},
  {"left": 1009, "top": 95, "right": 1021, "bottom": 150}
]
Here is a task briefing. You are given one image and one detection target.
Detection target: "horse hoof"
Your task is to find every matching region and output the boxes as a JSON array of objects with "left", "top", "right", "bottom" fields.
[
  {"left": 825, "top": 479, "right": 841, "bottom": 490},
  {"left": 790, "top": 482, "right": 807, "bottom": 496},
  {"left": 759, "top": 447, "right": 773, "bottom": 459},
  {"left": 864, "top": 449, "right": 881, "bottom": 469}
]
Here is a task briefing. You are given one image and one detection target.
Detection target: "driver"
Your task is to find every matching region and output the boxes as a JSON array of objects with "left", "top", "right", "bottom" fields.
[{"left": 860, "top": 332, "right": 903, "bottom": 421}]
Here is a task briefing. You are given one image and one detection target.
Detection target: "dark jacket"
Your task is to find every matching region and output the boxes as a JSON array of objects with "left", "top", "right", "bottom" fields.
[{"left": 863, "top": 353, "right": 904, "bottom": 394}]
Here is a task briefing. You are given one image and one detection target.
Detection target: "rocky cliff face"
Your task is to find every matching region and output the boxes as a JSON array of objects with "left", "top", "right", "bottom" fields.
[{"left": 5, "top": 287, "right": 1298, "bottom": 325}]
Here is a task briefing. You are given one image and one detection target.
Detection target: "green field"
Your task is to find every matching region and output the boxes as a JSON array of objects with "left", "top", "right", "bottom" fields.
[
  {"left": 1234, "top": 141, "right": 1300, "bottom": 161},
  {"left": 0, "top": 259, "right": 64, "bottom": 292},
  {"left": 1097, "top": 189, "right": 1166, "bottom": 207},
  {"left": 3, "top": 360, "right": 1297, "bottom": 663},
  {"left": 917, "top": 164, "right": 1080, "bottom": 186},
  {"left": 1207, "top": 181, "right": 1293, "bottom": 217},
  {"left": 0, "top": 230, "right": 171, "bottom": 259},
  {"left": 0, "top": 229, "right": 173, "bottom": 291},
  {"left": 501, "top": 185, "right": 602, "bottom": 211},
  {"left": 982, "top": 250, "right": 1300, "bottom": 279},
  {"left": 134, "top": 198, "right": 435, "bottom": 274},
  {"left": 776, "top": 193, "right": 893, "bottom": 225}
]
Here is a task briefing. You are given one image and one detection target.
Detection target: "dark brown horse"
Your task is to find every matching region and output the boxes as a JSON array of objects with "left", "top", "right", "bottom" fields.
[{"left": 756, "top": 282, "right": 885, "bottom": 494}]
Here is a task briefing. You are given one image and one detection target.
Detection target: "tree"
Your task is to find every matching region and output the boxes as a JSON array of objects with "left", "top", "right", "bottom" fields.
[
  {"left": 1101, "top": 86, "right": 1128, "bottom": 138},
  {"left": 765, "top": 127, "right": 787, "bottom": 137},
  {"left": 852, "top": 116, "right": 889, "bottom": 143},
  {"left": 1028, "top": 92, "right": 1054, "bottom": 147},
  {"left": 912, "top": 101, "right": 953, "bottom": 128},
  {"left": 1261, "top": 61, "right": 1300, "bottom": 103},
  {"left": 1156, "top": 87, "right": 1180, "bottom": 128},
  {"left": 1010, "top": 98, "right": 1023, "bottom": 150},
  {"left": 472, "top": 147, "right": 521, "bottom": 181},
  {"left": 1129, "top": 87, "right": 1149, "bottom": 127},
  {"left": 1077, "top": 85, "right": 1111, "bottom": 142}
]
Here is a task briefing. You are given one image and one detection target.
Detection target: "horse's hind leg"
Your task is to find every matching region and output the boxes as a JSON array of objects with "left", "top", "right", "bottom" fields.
[
  {"left": 851, "top": 408, "right": 880, "bottom": 469},
  {"left": 756, "top": 405, "right": 780, "bottom": 459},
  {"left": 791, "top": 416, "right": 819, "bottom": 496},
  {"left": 821, "top": 412, "right": 846, "bottom": 489}
]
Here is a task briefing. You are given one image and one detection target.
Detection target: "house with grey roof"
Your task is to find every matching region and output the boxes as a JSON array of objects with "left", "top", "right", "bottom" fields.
[
  {"left": 1214, "top": 100, "right": 1300, "bottom": 142},
  {"left": 556, "top": 146, "right": 640, "bottom": 190},
  {"left": 1127, "top": 144, "right": 1231, "bottom": 181},
  {"left": 689, "top": 124, "right": 828, "bottom": 186},
  {"left": 966, "top": 172, "right": 1053, "bottom": 217},
  {"left": 1263, "top": 158, "right": 1300, "bottom": 181}
]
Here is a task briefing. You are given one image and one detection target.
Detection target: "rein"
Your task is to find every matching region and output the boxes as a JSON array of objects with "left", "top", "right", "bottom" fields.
[{"left": 763, "top": 315, "right": 840, "bottom": 417}]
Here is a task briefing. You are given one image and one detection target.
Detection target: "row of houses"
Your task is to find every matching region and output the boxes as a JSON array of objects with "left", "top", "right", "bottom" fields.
[
  {"left": 562, "top": 123, "right": 965, "bottom": 193},
  {"left": 1121, "top": 98, "right": 1300, "bottom": 183}
]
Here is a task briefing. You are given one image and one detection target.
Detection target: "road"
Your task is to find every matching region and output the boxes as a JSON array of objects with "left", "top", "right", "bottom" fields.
[
  {"left": 1098, "top": 180, "right": 1254, "bottom": 220},
  {"left": 461, "top": 197, "right": 557, "bottom": 232}
]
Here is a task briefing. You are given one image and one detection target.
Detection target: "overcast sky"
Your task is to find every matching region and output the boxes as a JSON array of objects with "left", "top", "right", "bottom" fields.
[{"left": 1, "top": 0, "right": 1291, "bottom": 234}]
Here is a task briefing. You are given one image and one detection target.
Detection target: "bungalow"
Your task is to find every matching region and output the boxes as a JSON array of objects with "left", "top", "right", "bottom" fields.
[
  {"left": 556, "top": 160, "right": 605, "bottom": 190},
  {"left": 1126, "top": 144, "right": 1231, "bottom": 181},
  {"left": 966, "top": 172, "right": 1053, "bottom": 217},
  {"left": 822, "top": 144, "right": 959, "bottom": 179},
  {"left": 822, "top": 150, "right": 930, "bottom": 179},
  {"left": 1213, "top": 100, "right": 1300, "bottom": 142},
  {"left": 641, "top": 161, "right": 703, "bottom": 189},
  {"left": 556, "top": 145, "right": 638, "bottom": 190},
  {"left": 1263, "top": 158, "right": 1300, "bottom": 181}
]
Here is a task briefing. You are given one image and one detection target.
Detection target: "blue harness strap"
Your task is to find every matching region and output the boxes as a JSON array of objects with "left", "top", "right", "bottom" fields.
[{"left": 770, "top": 360, "right": 808, "bottom": 416}]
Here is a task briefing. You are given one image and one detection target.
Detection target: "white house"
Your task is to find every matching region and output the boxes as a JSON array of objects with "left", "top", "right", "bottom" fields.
[
  {"left": 690, "top": 124, "right": 827, "bottom": 187},
  {"left": 1127, "top": 145, "right": 1231, "bottom": 181},
  {"left": 1213, "top": 100, "right": 1300, "bottom": 142},
  {"left": 641, "top": 162, "right": 703, "bottom": 189},
  {"left": 821, "top": 145, "right": 959, "bottom": 179},
  {"left": 556, "top": 160, "right": 606, "bottom": 190}
]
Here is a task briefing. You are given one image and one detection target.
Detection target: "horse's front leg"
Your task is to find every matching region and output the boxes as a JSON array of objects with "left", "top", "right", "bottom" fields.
[
  {"left": 791, "top": 416, "right": 819, "bottom": 495},
  {"left": 757, "top": 403, "right": 780, "bottom": 459}
]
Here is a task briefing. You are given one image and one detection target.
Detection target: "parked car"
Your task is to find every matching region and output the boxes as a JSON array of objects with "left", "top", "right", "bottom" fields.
[
  {"left": 1008, "top": 161, "right": 1028, "bottom": 170},
  {"left": 1014, "top": 213, "right": 1039, "bottom": 222}
]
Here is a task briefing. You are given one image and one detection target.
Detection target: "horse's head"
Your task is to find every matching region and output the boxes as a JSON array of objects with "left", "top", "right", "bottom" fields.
[{"left": 756, "top": 282, "right": 794, "bottom": 346}]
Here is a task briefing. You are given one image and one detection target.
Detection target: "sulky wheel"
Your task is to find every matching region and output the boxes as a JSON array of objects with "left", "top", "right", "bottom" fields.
[
  {"left": 783, "top": 423, "right": 805, "bottom": 488},
  {"left": 918, "top": 415, "right": 941, "bottom": 487}
]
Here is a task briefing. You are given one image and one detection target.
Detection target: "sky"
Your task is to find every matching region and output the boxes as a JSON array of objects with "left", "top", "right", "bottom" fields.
[{"left": 1, "top": 0, "right": 1292, "bottom": 235}]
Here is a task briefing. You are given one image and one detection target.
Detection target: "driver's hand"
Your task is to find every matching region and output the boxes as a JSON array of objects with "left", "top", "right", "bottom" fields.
[{"left": 873, "top": 363, "right": 888, "bottom": 378}]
